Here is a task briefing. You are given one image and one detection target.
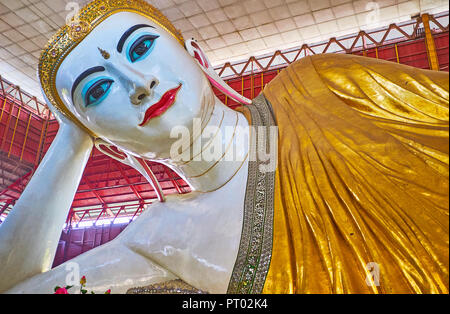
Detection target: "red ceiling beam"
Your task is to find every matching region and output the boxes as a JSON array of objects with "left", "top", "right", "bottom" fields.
[
  {"left": 130, "top": 204, "right": 143, "bottom": 221},
  {"left": 112, "top": 205, "right": 126, "bottom": 224},
  {"left": 0, "top": 169, "right": 32, "bottom": 198},
  {"left": 82, "top": 175, "right": 109, "bottom": 208},
  {"left": 112, "top": 160, "right": 145, "bottom": 204},
  {"left": 0, "top": 201, "right": 12, "bottom": 216},
  {"left": 165, "top": 167, "right": 184, "bottom": 195}
]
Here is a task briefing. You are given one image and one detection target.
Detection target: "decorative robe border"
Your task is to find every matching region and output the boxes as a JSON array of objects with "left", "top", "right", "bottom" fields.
[{"left": 227, "top": 94, "right": 277, "bottom": 294}]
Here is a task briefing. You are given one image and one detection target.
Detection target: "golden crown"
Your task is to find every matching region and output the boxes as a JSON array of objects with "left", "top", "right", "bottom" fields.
[{"left": 38, "top": 0, "right": 184, "bottom": 137}]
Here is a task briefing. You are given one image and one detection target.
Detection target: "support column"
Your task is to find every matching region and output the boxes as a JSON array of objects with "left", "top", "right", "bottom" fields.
[{"left": 422, "top": 13, "right": 440, "bottom": 71}]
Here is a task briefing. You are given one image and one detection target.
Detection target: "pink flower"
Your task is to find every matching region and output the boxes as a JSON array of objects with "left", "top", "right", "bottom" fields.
[
  {"left": 54, "top": 287, "right": 69, "bottom": 294},
  {"left": 80, "top": 276, "right": 87, "bottom": 286},
  {"left": 105, "top": 289, "right": 111, "bottom": 294}
]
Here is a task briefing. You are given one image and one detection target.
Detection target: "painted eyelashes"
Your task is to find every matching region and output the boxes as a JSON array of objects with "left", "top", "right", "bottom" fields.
[
  {"left": 82, "top": 77, "right": 114, "bottom": 107},
  {"left": 127, "top": 34, "right": 159, "bottom": 63}
]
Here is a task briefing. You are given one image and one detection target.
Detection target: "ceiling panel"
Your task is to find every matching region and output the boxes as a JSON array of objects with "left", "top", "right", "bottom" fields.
[{"left": 0, "top": 0, "right": 448, "bottom": 101}]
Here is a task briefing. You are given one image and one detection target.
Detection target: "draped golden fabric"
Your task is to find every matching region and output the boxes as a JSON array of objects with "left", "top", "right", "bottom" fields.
[{"left": 262, "top": 54, "right": 449, "bottom": 294}]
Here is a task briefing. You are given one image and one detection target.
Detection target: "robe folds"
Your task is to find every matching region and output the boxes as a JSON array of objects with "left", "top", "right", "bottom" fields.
[{"left": 258, "top": 54, "right": 449, "bottom": 294}]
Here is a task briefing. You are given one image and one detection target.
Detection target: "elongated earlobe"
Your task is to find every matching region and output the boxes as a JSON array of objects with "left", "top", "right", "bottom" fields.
[
  {"left": 185, "top": 39, "right": 252, "bottom": 105},
  {"left": 94, "top": 139, "right": 166, "bottom": 202}
]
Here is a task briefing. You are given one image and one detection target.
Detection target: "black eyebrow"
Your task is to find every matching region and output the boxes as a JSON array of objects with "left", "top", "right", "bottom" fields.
[
  {"left": 117, "top": 24, "right": 155, "bottom": 53},
  {"left": 71, "top": 66, "right": 105, "bottom": 100}
]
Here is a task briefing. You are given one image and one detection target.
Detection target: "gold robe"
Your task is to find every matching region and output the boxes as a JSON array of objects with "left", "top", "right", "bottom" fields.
[{"left": 262, "top": 54, "right": 449, "bottom": 294}]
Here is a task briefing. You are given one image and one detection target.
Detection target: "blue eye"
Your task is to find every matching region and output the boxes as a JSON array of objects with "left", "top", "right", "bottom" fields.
[
  {"left": 82, "top": 78, "right": 114, "bottom": 107},
  {"left": 128, "top": 34, "right": 159, "bottom": 63}
]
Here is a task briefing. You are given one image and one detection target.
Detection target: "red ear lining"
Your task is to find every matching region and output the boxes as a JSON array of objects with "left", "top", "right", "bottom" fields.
[
  {"left": 191, "top": 41, "right": 209, "bottom": 68},
  {"left": 187, "top": 39, "right": 251, "bottom": 105},
  {"left": 99, "top": 144, "right": 127, "bottom": 160},
  {"left": 190, "top": 41, "right": 200, "bottom": 49},
  {"left": 194, "top": 51, "right": 204, "bottom": 67}
]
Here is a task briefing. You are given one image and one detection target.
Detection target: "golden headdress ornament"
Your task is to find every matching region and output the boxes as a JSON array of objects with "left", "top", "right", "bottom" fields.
[{"left": 38, "top": 0, "right": 184, "bottom": 137}]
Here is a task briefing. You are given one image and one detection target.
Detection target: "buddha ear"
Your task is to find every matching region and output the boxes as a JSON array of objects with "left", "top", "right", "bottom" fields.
[
  {"left": 185, "top": 39, "right": 252, "bottom": 105},
  {"left": 94, "top": 139, "right": 166, "bottom": 202}
]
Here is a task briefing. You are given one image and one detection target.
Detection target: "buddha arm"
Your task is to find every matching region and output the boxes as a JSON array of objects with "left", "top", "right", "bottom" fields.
[
  {"left": 5, "top": 240, "right": 178, "bottom": 294},
  {"left": 0, "top": 122, "right": 93, "bottom": 293}
]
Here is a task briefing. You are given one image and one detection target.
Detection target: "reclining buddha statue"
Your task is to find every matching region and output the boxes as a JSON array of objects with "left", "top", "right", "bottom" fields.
[{"left": 0, "top": 0, "right": 448, "bottom": 294}]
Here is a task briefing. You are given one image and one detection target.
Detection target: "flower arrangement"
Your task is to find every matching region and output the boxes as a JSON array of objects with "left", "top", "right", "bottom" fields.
[{"left": 54, "top": 276, "right": 111, "bottom": 294}]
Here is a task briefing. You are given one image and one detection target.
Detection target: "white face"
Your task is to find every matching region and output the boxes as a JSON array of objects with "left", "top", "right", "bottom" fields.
[{"left": 56, "top": 12, "right": 213, "bottom": 160}]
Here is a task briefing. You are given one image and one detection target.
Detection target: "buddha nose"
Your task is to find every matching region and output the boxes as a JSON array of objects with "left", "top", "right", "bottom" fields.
[{"left": 130, "top": 77, "right": 159, "bottom": 105}]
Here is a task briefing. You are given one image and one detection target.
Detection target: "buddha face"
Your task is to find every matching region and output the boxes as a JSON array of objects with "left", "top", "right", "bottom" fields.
[{"left": 56, "top": 12, "right": 213, "bottom": 160}]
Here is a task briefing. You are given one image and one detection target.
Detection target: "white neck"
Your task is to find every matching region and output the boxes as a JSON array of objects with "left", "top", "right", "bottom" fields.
[{"left": 167, "top": 97, "right": 250, "bottom": 193}]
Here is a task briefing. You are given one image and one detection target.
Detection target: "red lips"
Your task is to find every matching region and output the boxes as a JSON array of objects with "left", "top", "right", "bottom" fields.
[{"left": 139, "top": 84, "right": 182, "bottom": 126}]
